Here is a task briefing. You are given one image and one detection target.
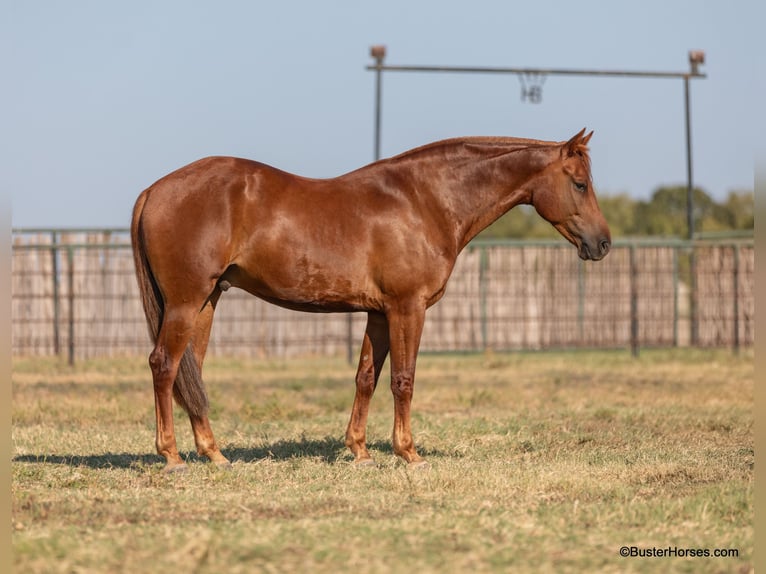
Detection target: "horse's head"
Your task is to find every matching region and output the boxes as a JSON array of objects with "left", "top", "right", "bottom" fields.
[{"left": 530, "top": 129, "right": 611, "bottom": 261}]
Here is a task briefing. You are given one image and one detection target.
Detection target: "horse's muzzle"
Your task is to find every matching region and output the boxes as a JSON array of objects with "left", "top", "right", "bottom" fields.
[{"left": 579, "top": 237, "right": 611, "bottom": 261}]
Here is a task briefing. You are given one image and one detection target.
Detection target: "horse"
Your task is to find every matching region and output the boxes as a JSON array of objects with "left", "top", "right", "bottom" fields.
[{"left": 131, "top": 128, "right": 610, "bottom": 472}]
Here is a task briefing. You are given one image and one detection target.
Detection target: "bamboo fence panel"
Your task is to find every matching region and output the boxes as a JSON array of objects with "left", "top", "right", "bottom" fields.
[
  {"left": 695, "top": 244, "right": 754, "bottom": 347},
  {"left": 11, "top": 231, "right": 754, "bottom": 359}
]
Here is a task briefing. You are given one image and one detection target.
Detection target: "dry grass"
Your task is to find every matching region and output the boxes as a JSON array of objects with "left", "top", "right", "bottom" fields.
[{"left": 12, "top": 349, "right": 753, "bottom": 573}]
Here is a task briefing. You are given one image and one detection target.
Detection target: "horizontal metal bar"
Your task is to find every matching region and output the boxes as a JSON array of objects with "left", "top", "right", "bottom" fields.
[
  {"left": 692, "top": 230, "right": 754, "bottom": 240},
  {"left": 12, "top": 243, "right": 133, "bottom": 250},
  {"left": 366, "top": 63, "right": 706, "bottom": 80},
  {"left": 12, "top": 227, "right": 130, "bottom": 234}
]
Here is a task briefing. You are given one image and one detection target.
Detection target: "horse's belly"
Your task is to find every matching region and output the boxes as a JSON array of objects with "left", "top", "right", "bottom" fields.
[{"left": 221, "top": 258, "right": 382, "bottom": 313}]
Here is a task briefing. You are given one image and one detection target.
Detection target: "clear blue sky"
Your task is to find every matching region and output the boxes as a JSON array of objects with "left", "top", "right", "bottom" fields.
[{"left": 2, "top": 1, "right": 760, "bottom": 228}]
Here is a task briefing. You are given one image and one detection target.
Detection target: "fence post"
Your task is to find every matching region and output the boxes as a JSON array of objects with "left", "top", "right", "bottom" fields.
[
  {"left": 67, "top": 247, "right": 75, "bottom": 366},
  {"left": 672, "top": 245, "right": 679, "bottom": 347},
  {"left": 478, "top": 246, "right": 489, "bottom": 351},
  {"left": 733, "top": 244, "right": 740, "bottom": 355},
  {"left": 51, "top": 231, "right": 61, "bottom": 356},
  {"left": 689, "top": 246, "right": 698, "bottom": 346},
  {"left": 629, "top": 244, "right": 639, "bottom": 357},
  {"left": 346, "top": 313, "right": 354, "bottom": 365},
  {"left": 577, "top": 259, "right": 585, "bottom": 341}
]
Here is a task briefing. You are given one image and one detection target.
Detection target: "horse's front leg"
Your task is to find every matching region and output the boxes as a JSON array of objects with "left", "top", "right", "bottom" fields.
[
  {"left": 386, "top": 301, "right": 427, "bottom": 467},
  {"left": 345, "top": 312, "right": 389, "bottom": 465}
]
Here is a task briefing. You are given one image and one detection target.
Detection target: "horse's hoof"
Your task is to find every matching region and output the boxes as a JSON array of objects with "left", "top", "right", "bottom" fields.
[
  {"left": 407, "top": 460, "right": 430, "bottom": 470},
  {"left": 354, "top": 458, "right": 377, "bottom": 468},
  {"left": 163, "top": 462, "right": 188, "bottom": 474}
]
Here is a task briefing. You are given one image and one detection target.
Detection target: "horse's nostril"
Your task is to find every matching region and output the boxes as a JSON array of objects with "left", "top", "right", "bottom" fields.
[{"left": 599, "top": 239, "right": 611, "bottom": 255}]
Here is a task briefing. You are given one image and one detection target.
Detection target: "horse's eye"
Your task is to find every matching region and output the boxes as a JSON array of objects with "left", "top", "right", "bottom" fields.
[{"left": 574, "top": 181, "right": 587, "bottom": 192}]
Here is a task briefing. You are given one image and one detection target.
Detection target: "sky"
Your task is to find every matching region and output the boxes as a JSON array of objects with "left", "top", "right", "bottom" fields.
[{"left": 2, "top": 1, "right": 761, "bottom": 229}]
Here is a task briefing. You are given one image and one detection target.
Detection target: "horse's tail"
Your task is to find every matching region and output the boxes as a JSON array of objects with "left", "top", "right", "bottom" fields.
[{"left": 130, "top": 189, "right": 209, "bottom": 418}]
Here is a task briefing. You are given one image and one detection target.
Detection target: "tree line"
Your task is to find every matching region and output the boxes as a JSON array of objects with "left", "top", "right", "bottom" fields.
[{"left": 479, "top": 186, "right": 754, "bottom": 240}]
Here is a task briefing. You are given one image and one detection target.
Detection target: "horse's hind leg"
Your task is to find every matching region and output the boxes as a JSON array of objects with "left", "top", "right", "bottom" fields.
[
  {"left": 345, "top": 312, "right": 389, "bottom": 465},
  {"left": 187, "top": 289, "right": 230, "bottom": 467},
  {"left": 149, "top": 304, "right": 200, "bottom": 472}
]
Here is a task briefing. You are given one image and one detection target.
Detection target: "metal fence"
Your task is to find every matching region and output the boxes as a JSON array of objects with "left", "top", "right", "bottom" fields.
[{"left": 12, "top": 229, "right": 754, "bottom": 362}]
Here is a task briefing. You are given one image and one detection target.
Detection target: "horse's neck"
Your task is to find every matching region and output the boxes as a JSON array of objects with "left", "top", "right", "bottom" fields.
[{"left": 431, "top": 142, "right": 554, "bottom": 250}]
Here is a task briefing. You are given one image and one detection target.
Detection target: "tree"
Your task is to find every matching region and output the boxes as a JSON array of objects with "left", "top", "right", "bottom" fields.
[
  {"left": 597, "top": 193, "right": 636, "bottom": 238},
  {"left": 720, "top": 190, "right": 754, "bottom": 230},
  {"left": 632, "top": 186, "right": 716, "bottom": 237}
]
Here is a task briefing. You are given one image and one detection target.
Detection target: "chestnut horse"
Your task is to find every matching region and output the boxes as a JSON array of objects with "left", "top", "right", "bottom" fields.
[{"left": 131, "top": 128, "right": 610, "bottom": 472}]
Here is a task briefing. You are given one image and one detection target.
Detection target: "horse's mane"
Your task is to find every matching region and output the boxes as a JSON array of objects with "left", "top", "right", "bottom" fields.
[
  {"left": 387, "top": 136, "right": 554, "bottom": 161},
  {"left": 570, "top": 141, "right": 592, "bottom": 173},
  {"left": 374, "top": 134, "right": 592, "bottom": 179}
]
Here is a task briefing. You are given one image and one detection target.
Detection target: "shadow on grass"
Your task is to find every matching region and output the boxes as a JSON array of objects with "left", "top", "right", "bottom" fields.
[
  {"left": 13, "top": 437, "right": 448, "bottom": 470},
  {"left": 13, "top": 452, "right": 161, "bottom": 470}
]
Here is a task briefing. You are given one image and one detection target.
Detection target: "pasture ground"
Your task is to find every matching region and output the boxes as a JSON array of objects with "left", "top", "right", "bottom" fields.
[{"left": 12, "top": 349, "right": 753, "bottom": 573}]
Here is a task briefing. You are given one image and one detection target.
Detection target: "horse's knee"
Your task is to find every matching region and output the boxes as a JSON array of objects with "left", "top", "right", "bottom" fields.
[
  {"left": 355, "top": 367, "right": 376, "bottom": 395},
  {"left": 391, "top": 374, "right": 414, "bottom": 400}
]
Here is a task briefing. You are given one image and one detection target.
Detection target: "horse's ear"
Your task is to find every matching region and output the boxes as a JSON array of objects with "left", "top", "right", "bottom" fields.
[
  {"left": 563, "top": 128, "right": 589, "bottom": 157},
  {"left": 582, "top": 130, "right": 594, "bottom": 146}
]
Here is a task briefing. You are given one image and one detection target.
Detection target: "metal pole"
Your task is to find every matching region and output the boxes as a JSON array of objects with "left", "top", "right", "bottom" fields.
[
  {"left": 346, "top": 311, "right": 354, "bottom": 366},
  {"left": 684, "top": 50, "right": 705, "bottom": 240},
  {"left": 629, "top": 244, "right": 639, "bottom": 357},
  {"left": 672, "top": 246, "right": 679, "bottom": 347},
  {"left": 51, "top": 231, "right": 60, "bottom": 356},
  {"left": 371, "top": 45, "right": 386, "bottom": 161},
  {"left": 684, "top": 75, "right": 695, "bottom": 240},
  {"left": 686, "top": 52, "right": 703, "bottom": 348},
  {"left": 684, "top": 51, "right": 705, "bottom": 347},
  {"left": 690, "top": 247, "right": 699, "bottom": 347},
  {"left": 479, "top": 246, "right": 489, "bottom": 351},
  {"left": 67, "top": 247, "right": 75, "bottom": 366},
  {"left": 577, "top": 260, "right": 585, "bottom": 342},
  {"left": 733, "top": 244, "right": 740, "bottom": 354},
  {"left": 365, "top": 63, "right": 705, "bottom": 80}
]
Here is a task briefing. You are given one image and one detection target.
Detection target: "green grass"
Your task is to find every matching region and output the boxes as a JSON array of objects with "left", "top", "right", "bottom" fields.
[{"left": 12, "top": 349, "right": 753, "bottom": 573}]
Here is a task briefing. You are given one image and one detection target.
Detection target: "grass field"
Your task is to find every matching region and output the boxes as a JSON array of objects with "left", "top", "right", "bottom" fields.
[{"left": 12, "top": 349, "right": 753, "bottom": 573}]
